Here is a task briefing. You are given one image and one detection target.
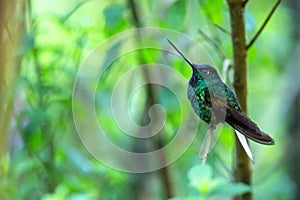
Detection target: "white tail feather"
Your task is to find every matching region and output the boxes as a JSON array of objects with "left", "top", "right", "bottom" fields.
[{"left": 235, "top": 130, "right": 254, "bottom": 162}]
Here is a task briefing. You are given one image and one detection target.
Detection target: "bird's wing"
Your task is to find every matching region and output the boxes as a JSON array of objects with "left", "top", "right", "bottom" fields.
[
  {"left": 208, "top": 84, "right": 274, "bottom": 145},
  {"left": 210, "top": 95, "right": 229, "bottom": 122},
  {"left": 208, "top": 94, "right": 255, "bottom": 160}
]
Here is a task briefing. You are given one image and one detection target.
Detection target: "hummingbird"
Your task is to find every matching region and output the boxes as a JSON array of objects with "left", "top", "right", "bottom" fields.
[{"left": 167, "top": 39, "right": 275, "bottom": 147}]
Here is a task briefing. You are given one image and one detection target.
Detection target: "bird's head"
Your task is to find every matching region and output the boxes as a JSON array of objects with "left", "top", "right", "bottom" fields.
[{"left": 167, "top": 39, "right": 221, "bottom": 88}]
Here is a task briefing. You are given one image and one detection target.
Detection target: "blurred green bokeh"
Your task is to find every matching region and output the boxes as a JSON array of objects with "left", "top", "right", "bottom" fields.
[{"left": 0, "top": 0, "right": 299, "bottom": 199}]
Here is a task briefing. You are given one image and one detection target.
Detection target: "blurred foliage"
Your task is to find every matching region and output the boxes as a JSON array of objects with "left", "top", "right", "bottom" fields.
[
  {"left": 186, "top": 164, "right": 250, "bottom": 199},
  {"left": 0, "top": 0, "right": 298, "bottom": 200}
]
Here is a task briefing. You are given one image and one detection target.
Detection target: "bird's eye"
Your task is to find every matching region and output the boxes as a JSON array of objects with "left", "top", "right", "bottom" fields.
[
  {"left": 201, "top": 69, "right": 210, "bottom": 75},
  {"left": 190, "top": 76, "right": 197, "bottom": 84}
]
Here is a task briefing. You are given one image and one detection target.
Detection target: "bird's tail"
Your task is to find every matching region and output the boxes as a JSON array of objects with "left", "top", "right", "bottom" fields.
[{"left": 225, "top": 108, "right": 275, "bottom": 145}]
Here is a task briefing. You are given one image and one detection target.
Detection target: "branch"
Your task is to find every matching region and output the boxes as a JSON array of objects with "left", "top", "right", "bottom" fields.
[
  {"left": 227, "top": 0, "right": 252, "bottom": 199},
  {"left": 247, "top": 0, "right": 281, "bottom": 50}
]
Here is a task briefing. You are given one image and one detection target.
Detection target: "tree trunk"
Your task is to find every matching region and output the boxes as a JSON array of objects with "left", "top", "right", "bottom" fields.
[
  {"left": 127, "top": 0, "right": 174, "bottom": 199},
  {"left": 0, "top": 0, "right": 25, "bottom": 158},
  {"left": 227, "top": 0, "right": 252, "bottom": 199}
]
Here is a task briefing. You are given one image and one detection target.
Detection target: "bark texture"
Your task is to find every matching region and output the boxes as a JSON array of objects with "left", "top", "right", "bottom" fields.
[{"left": 227, "top": 0, "right": 252, "bottom": 199}]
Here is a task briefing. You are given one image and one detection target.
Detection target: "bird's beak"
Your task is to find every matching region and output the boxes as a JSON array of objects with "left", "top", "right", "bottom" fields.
[{"left": 167, "top": 39, "right": 196, "bottom": 71}]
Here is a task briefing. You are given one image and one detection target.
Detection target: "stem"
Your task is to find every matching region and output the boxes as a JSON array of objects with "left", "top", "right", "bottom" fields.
[
  {"left": 226, "top": 0, "right": 252, "bottom": 199},
  {"left": 247, "top": 0, "right": 281, "bottom": 50}
]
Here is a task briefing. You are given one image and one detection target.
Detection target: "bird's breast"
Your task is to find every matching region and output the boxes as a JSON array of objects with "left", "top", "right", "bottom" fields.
[{"left": 187, "top": 84, "right": 211, "bottom": 124}]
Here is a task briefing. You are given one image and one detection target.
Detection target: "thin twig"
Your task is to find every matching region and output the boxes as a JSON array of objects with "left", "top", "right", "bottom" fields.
[
  {"left": 60, "top": 0, "right": 92, "bottom": 23},
  {"left": 198, "top": 29, "right": 226, "bottom": 61},
  {"left": 214, "top": 23, "right": 232, "bottom": 36},
  {"left": 247, "top": 0, "right": 281, "bottom": 50},
  {"left": 127, "top": 0, "right": 142, "bottom": 28}
]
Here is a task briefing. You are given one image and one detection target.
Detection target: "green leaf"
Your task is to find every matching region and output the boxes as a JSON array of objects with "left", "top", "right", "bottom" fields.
[
  {"left": 187, "top": 164, "right": 224, "bottom": 195},
  {"left": 188, "top": 164, "right": 212, "bottom": 184}
]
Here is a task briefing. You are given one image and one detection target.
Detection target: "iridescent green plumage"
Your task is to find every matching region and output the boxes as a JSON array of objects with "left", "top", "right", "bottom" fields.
[
  {"left": 168, "top": 39, "right": 274, "bottom": 145},
  {"left": 188, "top": 64, "right": 241, "bottom": 123}
]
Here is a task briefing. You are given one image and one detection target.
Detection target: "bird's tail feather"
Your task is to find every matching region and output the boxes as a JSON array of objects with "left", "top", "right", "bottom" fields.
[
  {"left": 235, "top": 130, "right": 254, "bottom": 162},
  {"left": 226, "top": 108, "right": 275, "bottom": 145}
]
